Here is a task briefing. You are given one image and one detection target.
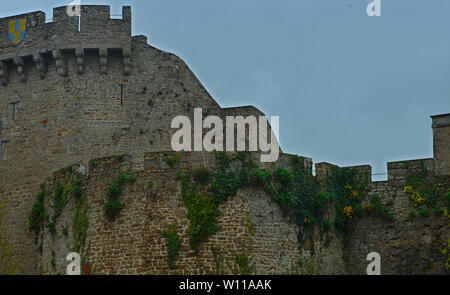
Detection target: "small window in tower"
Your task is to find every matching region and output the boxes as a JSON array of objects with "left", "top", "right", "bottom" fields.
[
  {"left": 0, "top": 141, "right": 7, "bottom": 161},
  {"left": 9, "top": 102, "right": 19, "bottom": 120},
  {"left": 120, "top": 85, "right": 124, "bottom": 106}
]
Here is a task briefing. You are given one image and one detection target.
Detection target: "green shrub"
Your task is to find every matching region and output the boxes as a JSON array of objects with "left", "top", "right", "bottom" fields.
[
  {"left": 421, "top": 185, "right": 441, "bottom": 208},
  {"left": 29, "top": 202, "right": 46, "bottom": 233},
  {"left": 210, "top": 155, "right": 243, "bottom": 202},
  {"left": 47, "top": 222, "right": 55, "bottom": 234},
  {"left": 237, "top": 168, "right": 250, "bottom": 187},
  {"left": 444, "top": 191, "right": 450, "bottom": 207},
  {"left": 52, "top": 185, "right": 66, "bottom": 221},
  {"left": 73, "top": 194, "right": 89, "bottom": 253},
  {"left": 249, "top": 169, "right": 271, "bottom": 187},
  {"left": 147, "top": 181, "right": 153, "bottom": 189},
  {"left": 29, "top": 188, "right": 48, "bottom": 234},
  {"left": 273, "top": 168, "right": 293, "bottom": 186},
  {"left": 165, "top": 155, "right": 180, "bottom": 168},
  {"left": 161, "top": 222, "right": 181, "bottom": 270},
  {"left": 36, "top": 189, "right": 45, "bottom": 202},
  {"left": 228, "top": 250, "right": 256, "bottom": 275},
  {"left": 51, "top": 175, "right": 83, "bottom": 223},
  {"left": 367, "top": 194, "right": 395, "bottom": 222},
  {"left": 185, "top": 192, "right": 221, "bottom": 251},
  {"left": 405, "top": 162, "right": 428, "bottom": 187},
  {"left": 432, "top": 206, "right": 444, "bottom": 214},
  {"left": 179, "top": 173, "right": 221, "bottom": 252},
  {"left": 277, "top": 192, "right": 295, "bottom": 207},
  {"left": 334, "top": 215, "right": 346, "bottom": 231},
  {"left": 103, "top": 201, "right": 123, "bottom": 219},
  {"left": 106, "top": 184, "right": 121, "bottom": 199},
  {"left": 64, "top": 165, "right": 73, "bottom": 174},
  {"left": 193, "top": 168, "right": 212, "bottom": 185},
  {"left": 317, "top": 192, "right": 335, "bottom": 208},
  {"left": 322, "top": 218, "right": 332, "bottom": 232},
  {"left": 115, "top": 173, "right": 136, "bottom": 185},
  {"left": 418, "top": 207, "right": 430, "bottom": 218},
  {"left": 70, "top": 184, "right": 82, "bottom": 198},
  {"left": 104, "top": 174, "right": 136, "bottom": 222},
  {"left": 215, "top": 152, "right": 231, "bottom": 168},
  {"left": 114, "top": 154, "right": 125, "bottom": 161}
]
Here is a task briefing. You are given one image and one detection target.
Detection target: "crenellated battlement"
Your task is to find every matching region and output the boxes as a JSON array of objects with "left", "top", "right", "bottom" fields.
[
  {"left": 0, "top": 5, "right": 131, "bottom": 84},
  {"left": 0, "top": 4, "right": 448, "bottom": 275},
  {"left": 315, "top": 114, "right": 450, "bottom": 184}
]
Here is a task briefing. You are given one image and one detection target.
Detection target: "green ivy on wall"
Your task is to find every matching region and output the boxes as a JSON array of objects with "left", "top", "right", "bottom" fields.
[
  {"left": 52, "top": 174, "right": 82, "bottom": 225},
  {"left": 177, "top": 151, "right": 394, "bottom": 256},
  {"left": 178, "top": 172, "right": 222, "bottom": 252},
  {"left": 29, "top": 170, "right": 84, "bottom": 236},
  {"left": 103, "top": 173, "right": 136, "bottom": 220},
  {"left": 28, "top": 186, "right": 48, "bottom": 235},
  {"left": 403, "top": 160, "right": 449, "bottom": 217},
  {"left": 402, "top": 160, "right": 450, "bottom": 270},
  {"left": 73, "top": 192, "right": 89, "bottom": 254},
  {"left": 177, "top": 152, "right": 250, "bottom": 252},
  {"left": 161, "top": 222, "right": 181, "bottom": 270},
  {"left": 226, "top": 247, "right": 256, "bottom": 275},
  {"left": 28, "top": 167, "right": 91, "bottom": 272}
]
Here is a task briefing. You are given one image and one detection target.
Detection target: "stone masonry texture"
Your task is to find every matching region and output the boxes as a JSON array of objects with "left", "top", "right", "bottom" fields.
[{"left": 0, "top": 5, "right": 448, "bottom": 274}]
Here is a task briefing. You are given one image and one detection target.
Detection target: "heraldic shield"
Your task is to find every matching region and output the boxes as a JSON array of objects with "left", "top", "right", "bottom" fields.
[{"left": 8, "top": 18, "right": 27, "bottom": 46}]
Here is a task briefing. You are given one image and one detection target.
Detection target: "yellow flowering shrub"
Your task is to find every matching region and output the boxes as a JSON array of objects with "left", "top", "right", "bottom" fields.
[
  {"left": 351, "top": 190, "right": 359, "bottom": 199},
  {"left": 343, "top": 206, "right": 353, "bottom": 219},
  {"left": 366, "top": 203, "right": 373, "bottom": 211},
  {"left": 403, "top": 185, "right": 426, "bottom": 207},
  {"left": 442, "top": 239, "right": 450, "bottom": 270}
]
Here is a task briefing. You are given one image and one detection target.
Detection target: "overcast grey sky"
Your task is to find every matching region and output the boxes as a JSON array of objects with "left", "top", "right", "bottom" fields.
[{"left": 2, "top": 0, "right": 449, "bottom": 180}]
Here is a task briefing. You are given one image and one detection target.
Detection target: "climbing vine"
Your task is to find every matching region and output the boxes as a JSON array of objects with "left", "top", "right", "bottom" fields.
[
  {"left": 73, "top": 192, "right": 89, "bottom": 254},
  {"left": 177, "top": 152, "right": 250, "bottom": 252},
  {"left": 365, "top": 194, "right": 395, "bottom": 222},
  {"left": 211, "top": 246, "right": 255, "bottom": 275},
  {"left": 28, "top": 186, "right": 48, "bottom": 235},
  {"left": 165, "top": 155, "right": 180, "bottom": 168},
  {"left": 103, "top": 173, "right": 136, "bottom": 220},
  {"left": 403, "top": 160, "right": 449, "bottom": 217},
  {"left": 321, "top": 166, "right": 371, "bottom": 232},
  {"left": 402, "top": 160, "right": 449, "bottom": 270},
  {"left": 178, "top": 173, "right": 222, "bottom": 252},
  {"left": 226, "top": 247, "right": 256, "bottom": 275},
  {"left": 27, "top": 166, "right": 91, "bottom": 273},
  {"left": 175, "top": 151, "right": 397, "bottom": 260},
  {"left": 161, "top": 222, "right": 181, "bottom": 270},
  {"left": 51, "top": 173, "right": 82, "bottom": 225},
  {"left": 29, "top": 170, "right": 83, "bottom": 235}
]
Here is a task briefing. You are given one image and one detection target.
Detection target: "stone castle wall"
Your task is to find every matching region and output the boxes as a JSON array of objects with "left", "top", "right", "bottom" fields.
[
  {"left": 36, "top": 145, "right": 449, "bottom": 275},
  {"left": 345, "top": 159, "right": 449, "bottom": 274},
  {"left": 37, "top": 152, "right": 344, "bottom": 275},
  {"left": 316, "top": 147, "right": 449, "bottom": 274},
  {"left": 0, "top": 5, "right": 270, "bottom": 274},
  {"left": 0, "top": 5, "right": 448, "bottom": 275}
]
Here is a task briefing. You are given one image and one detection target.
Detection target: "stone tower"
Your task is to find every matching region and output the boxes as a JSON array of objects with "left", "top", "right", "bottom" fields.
[
  {"left": 0, "top": 5, "right": 269, "bottom": 274},
  {"left": 432, "top": 113, "right": 450, "bottom": 175}
]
